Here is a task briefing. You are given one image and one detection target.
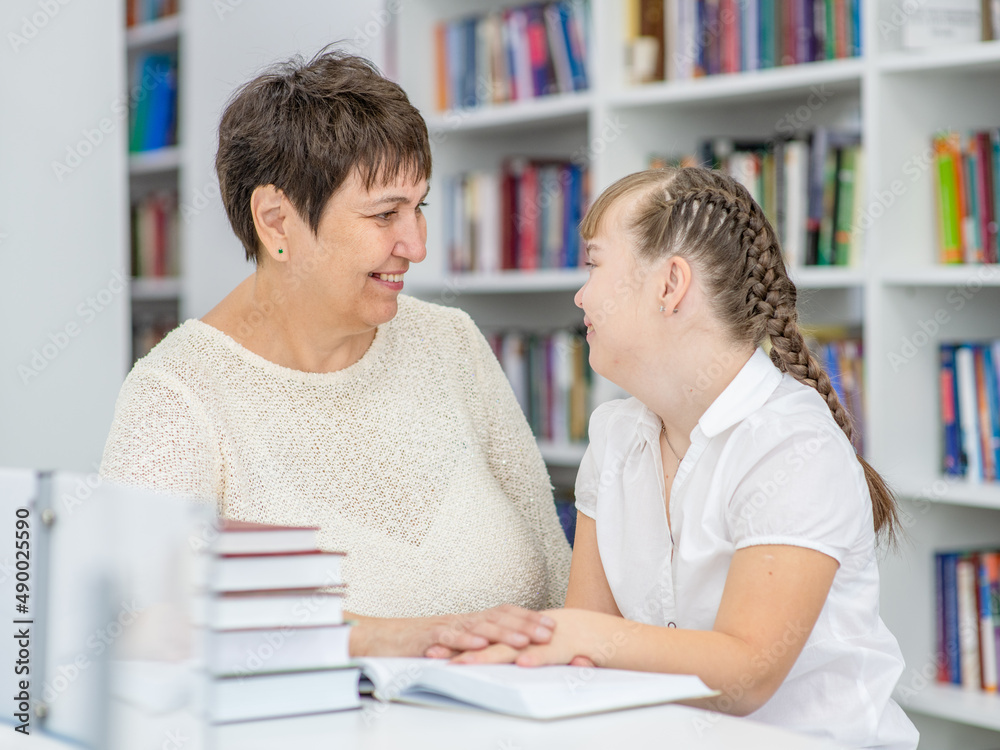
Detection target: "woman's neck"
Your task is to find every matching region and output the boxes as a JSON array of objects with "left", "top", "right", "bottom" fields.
[{"left": 202, "top": 273, "right": 377, "bottom": 374}]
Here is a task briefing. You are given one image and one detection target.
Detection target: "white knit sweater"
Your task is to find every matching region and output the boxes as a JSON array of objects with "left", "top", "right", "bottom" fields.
[{"left": 100, "top": 295, "right": 571, "bottom": 617}]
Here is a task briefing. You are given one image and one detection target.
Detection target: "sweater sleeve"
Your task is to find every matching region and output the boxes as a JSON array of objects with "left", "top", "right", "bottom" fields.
[
  {"left": 461, "top": 316, "right": 572, "bottom": 609},
  {"left": 99, "top": 365, "right": 222, "bottom": 503}
]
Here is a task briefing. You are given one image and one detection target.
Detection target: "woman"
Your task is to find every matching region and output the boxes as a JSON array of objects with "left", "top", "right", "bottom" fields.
[
  {"left": 100, "top": 49, "right": 570, "bottom": 656},
  {"left": 450, "top": 167, "right": 918, "bottom": 749}
]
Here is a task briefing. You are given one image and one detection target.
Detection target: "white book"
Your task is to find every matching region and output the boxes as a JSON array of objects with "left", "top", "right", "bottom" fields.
[
  {"left": 192, "top": 588, "right": 344, "bottom": 630},
  {"left": 955, "top": 558, "right": 982, "bottom": 691},
  {"left": 783, "top": 140, "right": 810, "bottom": 269},
  {"left": 476, "top": 171, "right": 502, "bottom": 274},
  {"left": 205, "top": 623, "right": 352, "bottom": 677},
  {"left": 354, "top": 658, "right": 716, "bottom": 720},
  {"left": 902, "top": 0, "right": 981, "bottom": 49},
  {"left": 205, "top": 519, "right": 320, "bottom": 555},
  {"left": 196, "top": 550, "right": 345, "bottom": 592},
  {"left": 955, "top": 345, "right": 983, "bottom": 482},
  {"left": 209, "top": 667, "right": 360, "bottom": 723}
]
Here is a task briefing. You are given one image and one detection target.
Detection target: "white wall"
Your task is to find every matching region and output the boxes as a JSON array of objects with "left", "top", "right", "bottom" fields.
[
  {"left": 0, "top": 1, "right": 129, "bottom": 473},
  {"left": 0, "top": 2, "right": 388, "bottom": 472},
  {"left": 181, "top": 0, "right": 388, "bottom": 318}
]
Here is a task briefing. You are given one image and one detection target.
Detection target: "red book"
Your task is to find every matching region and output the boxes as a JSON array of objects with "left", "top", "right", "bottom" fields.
[
  {"left": 518, "top": 162, "right": 540, "bottom": 270},
  {"left": 500, "top": 161, "right": 518, "bottom": 270},
  {"left": 976, "top": 132, "right": 998, "bottom": 263}
]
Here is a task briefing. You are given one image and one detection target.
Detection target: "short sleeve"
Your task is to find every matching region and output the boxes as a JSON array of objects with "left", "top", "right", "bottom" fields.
[
  {"left": 574, "top": 444, "right": 598, "bottom": 519},
  {"left": 100, "top": 365, "right": 222, "bottom": 503},
  {"left": 725, "top": 419, "right": 870, "bottom": 565}
]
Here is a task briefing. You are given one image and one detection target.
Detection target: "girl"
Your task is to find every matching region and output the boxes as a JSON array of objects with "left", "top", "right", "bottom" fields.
[{"left": 450, "top": 167, "right": 918, "bottom": 749}]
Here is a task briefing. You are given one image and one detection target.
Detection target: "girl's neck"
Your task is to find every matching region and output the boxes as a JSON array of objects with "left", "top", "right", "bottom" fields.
[{"left": 631, "top": 341, "right": 755, "bottom": 457}]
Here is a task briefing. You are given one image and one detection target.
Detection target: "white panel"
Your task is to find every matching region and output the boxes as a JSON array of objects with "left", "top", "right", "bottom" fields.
[{"left": 0, "top": 2, "right": 129, "bottom": 472}]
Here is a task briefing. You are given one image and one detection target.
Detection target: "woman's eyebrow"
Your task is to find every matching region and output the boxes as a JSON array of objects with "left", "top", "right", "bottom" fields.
[{"left": 365, "top": 186, "right": 431, "bottom": 210}]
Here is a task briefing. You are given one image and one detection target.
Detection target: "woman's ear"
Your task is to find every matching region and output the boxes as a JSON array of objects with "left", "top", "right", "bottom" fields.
[
  {"left": 658, "top": 256, "right": 692, "bottom": 314},
  {"left": 251, "top": 185, "right": 290, "bottom": 263}
]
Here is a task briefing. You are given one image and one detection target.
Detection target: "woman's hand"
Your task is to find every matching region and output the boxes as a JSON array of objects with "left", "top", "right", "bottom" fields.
[
  {"left": 449, "top": 608, "right": 612, "bottom": 667},
  {"left": 348, "top": 605, "right": 556, "bottom": 658}
]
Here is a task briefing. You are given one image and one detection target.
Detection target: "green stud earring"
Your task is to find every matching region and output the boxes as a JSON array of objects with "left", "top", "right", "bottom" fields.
[{"left": 278, "top": 248, "right": 284, "bottom": 254}]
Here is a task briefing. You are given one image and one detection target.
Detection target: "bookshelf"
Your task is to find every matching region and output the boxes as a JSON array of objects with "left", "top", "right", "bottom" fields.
[
  {"left": 125, "top": 8, "right": 182, "bottom": 363},
  {"left": 395, "top": 0, "right": 1000, "bottom": 744}
]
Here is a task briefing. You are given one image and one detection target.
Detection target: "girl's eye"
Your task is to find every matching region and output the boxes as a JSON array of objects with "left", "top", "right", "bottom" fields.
[
  {"left": 417, "top": 202, "right": 428, "bottom": 212},
  {"left": 375, "top": 210, "right": 397, "bottom": 220},
  {"left": 584, "top": 261, "right": 596, "bottom": 269}
]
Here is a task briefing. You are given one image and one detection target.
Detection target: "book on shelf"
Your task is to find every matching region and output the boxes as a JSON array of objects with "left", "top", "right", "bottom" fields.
[
  {"left": 434, "top": 0, "right": 589, "bottom": 111},
  {"left": 901, "top": 0, "right": 987, "bottom": 49},
  {"left": 628, "top": 0, "right": 860, "bottom": 84},
  {"left": 445, "top": 158, "right": 589, "bottom": 274},
  {"left": 488, "top": 328, "right": 593, "bottom": 445},
  {"left": 801, "top": 329, "right": 866, "bottom": 455},
  {"left": 935, "top": 549, "right": 1000, "bottom": 693},
  {"left": 129, "top": 52, "right": 178, "bottom": 153},
  {"left": 650, "top": 128, "right": 863, "bottom": 269},
  {"left": 126, "top": 0, "right": 177, "bottom": 27},
  {"left": 932, "top": 129, "right": 1000, "bottom": 265},
  {"left": 355, "top": 657, "right": 716, "bottom": 719},
  {"left": 131, "top": 190, "right": 179, "bottom": 278},
  {"left": 938, "top": 341, "right": 1000, "bottom": 482}
]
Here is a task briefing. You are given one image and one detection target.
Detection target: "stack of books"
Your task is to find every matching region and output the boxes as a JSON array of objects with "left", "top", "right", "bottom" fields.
[
  {"left": 444, "top": 158, "right": 589, "bottom": 273},
  {"left": 131, "top": 191, "right": 179, "bottom": 278},
  {"left": 129, "top": 52, "right": 179, "bottom": 153},
  {"left": 624, "top": 0, "right": 861, "bottom": 84},
  {"left": 195, "top": 520, "right": 358, "bottom": 726},
  {"left": 931, "top": 130, "right": 1000, "bottom": 265},
  {"left": 651, "top": 128, "right": 864, "bottom": 269},
  {"left": 939, "top": 342, "right": 1000, "bottom": 482},
  {"left": 434, "top": 0, "right": 590, "bottom": 111},
  {"left": 934, "top": 549, "right": 1000, "bottom": 693},
  {"left": 487, "top": 328, "right": 593, "bottom": 445}
]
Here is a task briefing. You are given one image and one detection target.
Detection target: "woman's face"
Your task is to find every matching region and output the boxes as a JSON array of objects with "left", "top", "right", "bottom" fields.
[
  {"left": 573, "top": 199, "right": 659, "bottom": 381},
  {"left": 288, "top": 168, "right": 429, "bottom": 333}
]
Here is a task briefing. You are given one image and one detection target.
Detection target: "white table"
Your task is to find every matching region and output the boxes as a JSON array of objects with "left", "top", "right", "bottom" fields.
[{"left": 208, "top": 698, "right": 846, "bottom": 750}]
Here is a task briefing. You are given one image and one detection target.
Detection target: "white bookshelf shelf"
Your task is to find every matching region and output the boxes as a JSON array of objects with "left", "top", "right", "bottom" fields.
[
  {"left": 881, "top": 265, "right": 1000, "bottom": 287},
  {"left": 892, "top": 477, "right": 1000, "bottom": 511},
  {"left": 126, "top": 14, "right": 181, "bottom": 50},
  {"left": 131, "top": 277, "right": 182, "bottom": 302},
  {"left": 896, "top": 683, "right": 1000, "bottom": 732},
  {"left": 879, "top": 40, "right": 1000, "bottom": 74},
  {"left": 790, "top": 267, "right": 866, "bottom": 289},
  {"left": 415, "top": 269, "right": 589, "bottom": 295},
  {"left": 423, "top": 91, "right": 591, "bottom": 135},
  {"left": 129, "top": 146, "right": 182, "bottom": 176},
  {"left": 537, "top": 440, "right": 588, "bottom": 467},
  {"left": 608, "top": 57, "right": 864, "bottom": 108}
]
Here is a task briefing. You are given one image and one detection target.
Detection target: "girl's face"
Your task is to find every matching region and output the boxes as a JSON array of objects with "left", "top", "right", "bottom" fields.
[{"left": 573, "top": 198, "right": 661, "bottom": 382}]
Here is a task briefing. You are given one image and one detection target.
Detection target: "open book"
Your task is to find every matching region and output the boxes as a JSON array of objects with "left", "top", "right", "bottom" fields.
[{"left": 355, "top": 658, "right": 716, "bottom": 720}]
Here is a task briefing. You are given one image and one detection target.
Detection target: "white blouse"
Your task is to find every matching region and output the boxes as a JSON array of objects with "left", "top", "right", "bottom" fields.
[{"left": 576, "top": 348, "right": 918, "bottom": 750}]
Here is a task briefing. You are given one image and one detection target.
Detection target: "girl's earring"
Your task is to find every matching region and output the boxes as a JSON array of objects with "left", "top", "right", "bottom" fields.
[
  {"left": 659, "top": 306, "right": 666, "bottom": 313},
  {"left": 673, "top": 308, "right": 679, "bottom": 314},
  {"left": 278, "top": 248, "right": 284, "bottom": 254}
]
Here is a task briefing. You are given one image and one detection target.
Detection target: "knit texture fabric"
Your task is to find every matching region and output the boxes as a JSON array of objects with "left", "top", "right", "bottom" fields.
[{"left": 100, "top": 295, "right": 571, "bottom": 617}]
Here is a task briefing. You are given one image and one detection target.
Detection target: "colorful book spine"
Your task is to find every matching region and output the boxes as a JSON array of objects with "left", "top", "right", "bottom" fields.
[
  {"left": 435, "top": 0, "right": 590, "bottom": 110},
  {"left": 489, "top": 328, "right": 594, "bottom": 444},
  {"left": 446, "top": 159, "right": 589, "bottom": 274},
  {"left": 932, "top": 129, "right": 1000, "bottom": 264},
  {"left": 941, "top": 340, "right": 1000, "bottom": 482}
]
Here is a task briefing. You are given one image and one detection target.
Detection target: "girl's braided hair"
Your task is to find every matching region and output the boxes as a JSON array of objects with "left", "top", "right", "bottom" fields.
[{"left": 581, "top": 167, "right": 898, "bottom": 543}]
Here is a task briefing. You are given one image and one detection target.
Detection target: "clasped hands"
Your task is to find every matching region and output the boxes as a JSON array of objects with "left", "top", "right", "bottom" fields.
[
  {"left": 426, "top": 607, "right": 602, "bottom": 668},
  {"left": 350, "top": 605, "right": 603, "bottom": 668}
]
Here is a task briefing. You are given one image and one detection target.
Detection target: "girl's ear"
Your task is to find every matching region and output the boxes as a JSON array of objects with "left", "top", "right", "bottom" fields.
[{"left": 658, "top": 256, "right": 693, "bottom": 314}]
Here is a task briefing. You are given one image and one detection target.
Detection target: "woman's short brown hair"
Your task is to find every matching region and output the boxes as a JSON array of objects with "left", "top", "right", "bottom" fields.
[{"left": 215, "top": 47, "right": 432, "bottom": 262}]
